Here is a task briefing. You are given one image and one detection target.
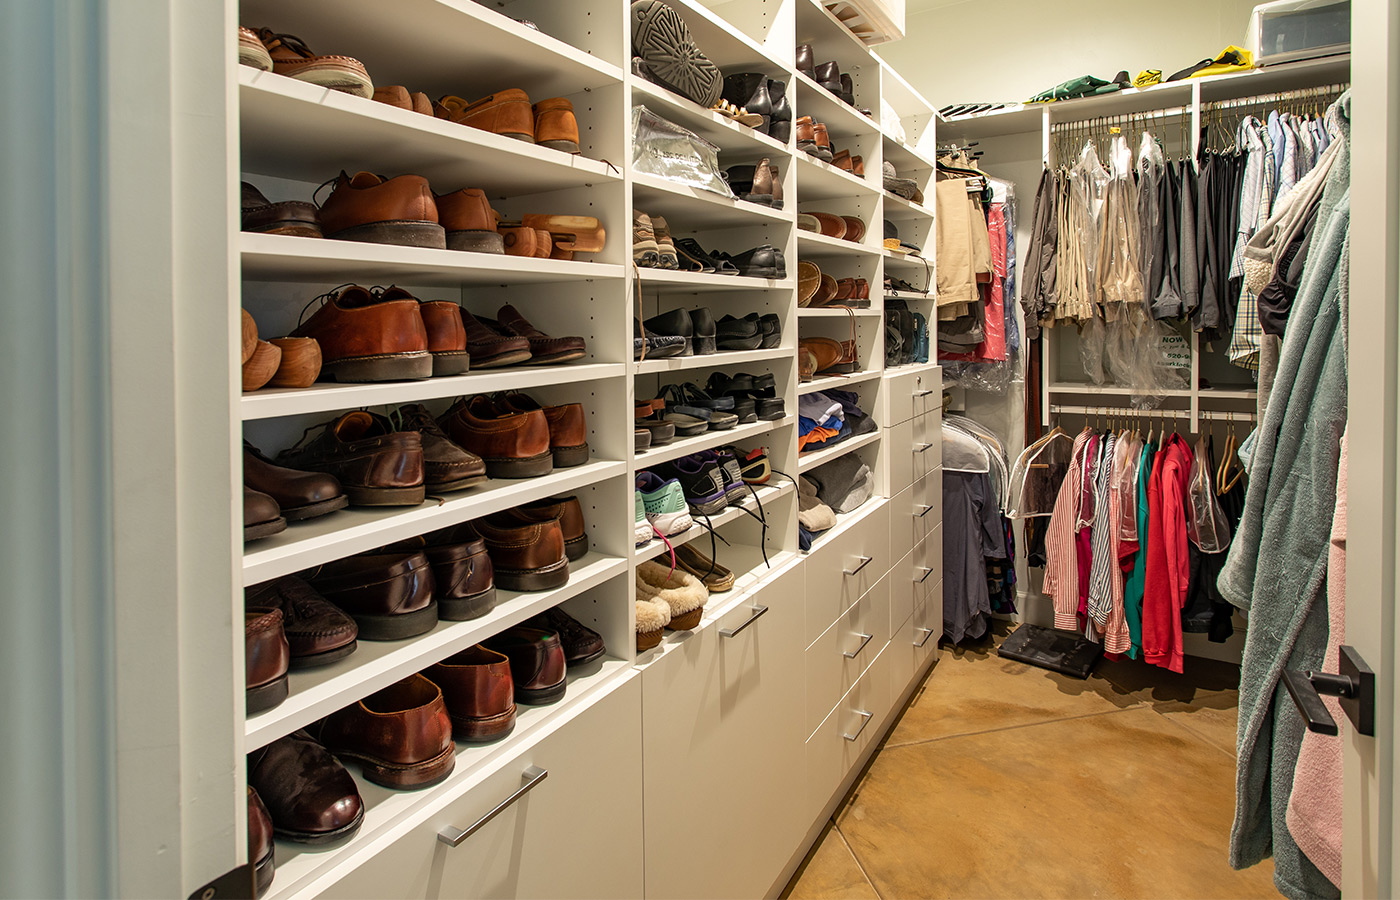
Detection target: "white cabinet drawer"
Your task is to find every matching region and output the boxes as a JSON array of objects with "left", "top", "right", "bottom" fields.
[
  {"left": 317, "top": 677, "right": 643, "bottom": 900},
  {"left": 804, "top": 502, "right": 889, "bottom": 645},
  {"left": 912, "top": 529, "right": 942, "bottom": 601},
  {"left": 910, "top": 474, "right": 938, "bottom": 546},
  {"left": 884, "top": 369, "right": 919, "bottom": 425},
  {"left": 642, "top": 563, "right": 806, "bottom": 900},
  {"left": 889, "top": 548, "right": 915, "bottom": 634},
  {"left": 805, "top": 573, "right": 891, "bottom": 738},
  {"left": 889, "top": 607, "right": 918, "bottom": 701},
  {"left": 805, "top": 644, "right": 893, "bottom": 822},
  {"left": 886, "top": 420, "right": 915, "bottom": 496},
  {"left": 887, "top": 485, "right": 914, "bottom": 566},
  {"left": 911, "top": 369, "right": 940, "bottom": 419},
  {"left": 912, "top": 590, "right": 941, "bottom": 673},
  {"left": 914, "top": 411, "right": 942, "bottom": 475}
]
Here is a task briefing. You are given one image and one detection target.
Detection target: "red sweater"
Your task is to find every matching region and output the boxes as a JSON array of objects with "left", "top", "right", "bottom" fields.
[{"left": 1142, "top": 436, "right": 1194, "bottom": 673}]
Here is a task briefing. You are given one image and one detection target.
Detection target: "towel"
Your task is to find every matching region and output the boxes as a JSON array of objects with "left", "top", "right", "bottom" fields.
[{"left": 1285, "top": 433, "right": 1346, "bottom": 889}]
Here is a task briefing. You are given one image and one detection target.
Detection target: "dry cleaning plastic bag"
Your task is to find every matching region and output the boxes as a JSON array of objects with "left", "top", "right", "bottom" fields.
[{"left": 631, "top": 105, "right": 732, "bottom": 197}]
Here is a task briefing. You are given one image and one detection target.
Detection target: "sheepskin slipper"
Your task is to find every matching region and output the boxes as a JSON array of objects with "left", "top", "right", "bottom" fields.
[
  {"left": 636, "top": 560, "right": 708, "bottom": 631},
  {"left": 635, "top": 597, "right": 671, "bottom": 651}
]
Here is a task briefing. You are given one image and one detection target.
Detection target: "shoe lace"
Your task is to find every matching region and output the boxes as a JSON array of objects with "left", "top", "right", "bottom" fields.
[
  {"left": 389, "top": 403, "right": 446, "bottom": 438},
  {"left": 296, "top": 282, "right": 356, "bottom": 326},
  {"left": 257, "top": 28, "right": 314, "bottom": 59}
]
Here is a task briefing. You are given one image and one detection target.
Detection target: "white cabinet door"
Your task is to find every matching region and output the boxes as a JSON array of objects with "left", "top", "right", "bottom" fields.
[
  {"left": 641, "top": 563, "right": 807, "bottom": 900},
  {"left": 317, "top": 677, "right": 644, "bottom": 900}
]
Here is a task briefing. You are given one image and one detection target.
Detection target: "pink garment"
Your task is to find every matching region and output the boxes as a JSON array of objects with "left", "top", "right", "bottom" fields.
[
  {"left": 1286, "top": 433, "right": 1346, "bottom": 888},
  {"left": 940, "top": 203, "right": 1008, "bottom": 363},
  {"left": 1043, "top": 430, "right": 1090, "bottom": 629}
]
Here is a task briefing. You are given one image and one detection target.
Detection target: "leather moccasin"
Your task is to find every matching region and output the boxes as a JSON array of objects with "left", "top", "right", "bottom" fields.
[
  {"left": 409, "top": 295, "right": 471, "bottom": 376},
  {"left": 458, "top": 309, "right": 532, "bottom": 368},
  {"left": 493, "top": 392, "right": 589, "bottom": 468},
  {"left": 810, "top": 211, "right": 847, "bottom": 239},
  {"left": 244, "top": 442, "right": 349, "bottom": 521},
  {"left": 247, "top": 787, "right": 275, "bottom": 897},
  {"left": 389, "top": 404, "right": 487, "bottom": 494},
  {"left": 244, "top": 488, "right": 286, "bottom": 542},
  {"left": 277, "top": 410, "right": 426, "bottom": 506},
  {"left": 245, "top": 576, "right": 359, "bottom": 668},
  {"left": 241, "top": 181, "right": 320, "bottom": 237},
  {"left": 436, "top": 89, "right": 534, "bottom": 142},
  {"left": 290, "top": 284, "right": 432, "bottom": 383},
  {"left": 316, "top": 171, "right": 445, "bottom": 248},
  {"left": 424, "top": 646, "right": 516, "bottom": 743},
  {"left": 314, "top": 674, "right": 455, "bottom": 789},
  {"left": 435, "top": 188, "right": 504, "bottom": 254},
  {"left": 476, "top": 514, "right": 570, "bottom": 592},
  {"left": 439, "top": 394, "right": 553, "bottom": 479},
  {"left": 532, "top": 97, "right": 580, "bottom": 153},
  {"left": 245, "top": 608, "right": 290, "bottom": 714},
  {"left": 256, "top": 28, "right": 373, "bottom": 98},
  {"left": 483, "top": 625, "right": 568, "bottom": 704},
  {"left": 487, "top": 304, "right": 587, "bottom": 365},
  {"left": 798, "top": 260, "right": 822, "bottom": 307},
  {"left": 799, "top": 337, "right": 843, "bottom": 378},
  {"left": 507, "top": 496, "right": 589, "bottom": 561},
  {"left": 841, "top": 215, "right": 867, "bottom": 242},
  {"left": 304, "top": 551, "right": 438, "bottom": 640},
  {"left": 389, "top": 522, "right": 497, "bottom": 621},
  {"left": 527, "top": 606, "right": 605, "bottom": 667},
  {"left": 248, "top": 731, "right": 364, "bottom": 845}
]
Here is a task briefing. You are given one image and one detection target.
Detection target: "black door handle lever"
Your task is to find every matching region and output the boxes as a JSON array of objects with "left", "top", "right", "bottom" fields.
[{"left": 1281, "top": 645, "right": 1375, "bottom": 737}]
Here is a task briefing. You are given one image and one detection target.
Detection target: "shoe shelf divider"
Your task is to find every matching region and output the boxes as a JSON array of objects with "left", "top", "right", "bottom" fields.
[
  {"left": 633, "top": 416, "right": 795, "bottom": 468},
  {"left": 633, "top": 476, "right": 796, "bottom": 564},
  {"left": 631, "top": 171, "right": 792, "bottom": 227},
  {"left": 637, "top": 267, "right": 795, "bottom": 292},
  {"left": 796, "top": 229, "right": 881, "bottom": 257},
  {"left": 798, "top": 306, "right": 882, "bottom": 318},
  {"left": 797, "top": 429, "right": 882, "bottom": 473},
  {"left": 633, "top": 346, "right": 791, "bottom": 375},
  {"left": 794, "top": 153, "right": 880, "bottom": 199}
]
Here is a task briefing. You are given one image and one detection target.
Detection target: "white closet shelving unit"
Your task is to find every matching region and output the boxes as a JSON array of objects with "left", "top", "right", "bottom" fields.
[{"left": 204, "top": 1, "right": 945, "bottom": 899}]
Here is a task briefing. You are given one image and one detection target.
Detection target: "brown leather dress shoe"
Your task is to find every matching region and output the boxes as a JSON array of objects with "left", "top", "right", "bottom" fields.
[
  {"left": 487, "top": 304, "right": 587, "bottom": 365},
  {"left": 244, "top": 443, "right": 349, "bottom": 521},
  {"left": 532, "top": 97, "right": 580, "bottom": 153},
  {"left": 316, "top": 171, "right": 445, "bottom": 248},
  {"left": 245, "top": 576, "right": 358, "bottom": 668},
  {"left": 304, "top": 552, "right": 437, "bottom": 640},
  {"left": 483, "top": 626, "right": 567, "bottom": 705},
  {"left": 277, "top": 410, "right": 426, "bottom": 506},
  {"left": 241, "top": 181, "right": 321, "bottom": 238},
  {"left": 799, "top": 337, "right": 843, "bottom": 378},
  {"left": 507, "top": 496, "right": 589, "bottom": 561},
  {"left": 245, "top": 608, "right": 290, "bottom": 713},
  {"left": 435, "top": 89, "right": 534, "bottom": 142},
  {"left": 438, "top": 395, "right": 552, "bottom": 479},
  {"left": 796, "top": 114, "right": 817, "bottom": 154},
  {"left": 372, "top": 85, "right": 432, "bottom": 116},
  {"left": 476, "top": 514, "right": 569, "bottom": 592},
  {"left": 248, "top": 730, "right": 364, "bottom": 845},
  {"left": 314, "top": 674, "right": 455, "bottom": 789},
  {"left": 290, "top": 285, "right": 432, "bottom": 382},
  {"left": 527, "top": 607, "right": 605, "bottom": 667},
  {"left": 410, "top": 296, "right": 470, "bottom": 376},
  {"left": 388, "top": 404, "right": 487, "bottom": 493},
  {"left": 458, "top": 309, "right": 532, "bottom": 368},
  {"left": 255, "top": 28, "right": 373, "bottom": 98},
  {"left": 493, "top": 392, "right": 590, "bottom": 468},
  {"left": 248, "top": 786, "right": 275, "bottom": 897},
  {"left": 424, "top": 646, "right": 516, "bottom": 743},
  {"left": 435, "top": 188, "right": 505, "bottom": 254},
  {"left": 244, "top": 487, "right": 286, "bottom": 542},
  {"left": 385, "top": 523, "right": 496, "bottom": 621}
]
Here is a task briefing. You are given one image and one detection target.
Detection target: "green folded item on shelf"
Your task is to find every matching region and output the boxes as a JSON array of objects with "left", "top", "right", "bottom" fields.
[{"left": 1027, "top": 71, "right": 1130, "bottom": 103}]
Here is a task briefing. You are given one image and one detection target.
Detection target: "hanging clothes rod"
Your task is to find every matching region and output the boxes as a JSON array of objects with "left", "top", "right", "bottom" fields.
[
  {"left": 1049, "top": 404, "right": 1256, "bottom": 424},
  {"left": 1049, "top": 105, "right": 1188, "bottom": 133},
  {"left": 1201, "top": 82, "right": 1349, "bottom": 114}
]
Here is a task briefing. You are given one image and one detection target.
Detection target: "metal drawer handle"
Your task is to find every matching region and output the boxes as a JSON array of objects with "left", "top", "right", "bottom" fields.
[
  {"left": 841, "top": 709, "right": 874, "bottom": 742},
  {"left": 843, "top": 555, "right": 874, "bottom": 576},
  {"left": 915, "top": 442, "right": 935, "bottom": 453},
  {"left": 915, "top": 504, "right": 934, "bottom": 518},
  {"left": 914, "top": 627, "right": 935, "bottom": 648},
  {"left": 917, "top": 566, "right": 936, "bottom": 584},
  {"left": 914, "top": 389, "right": 935, "bottom": 397},
  {"left": 720, "top": 604, "right": 769, "bottom": 638},
  {"left": 438, "top": 766, "right": 548, "bottom": 847},
  {"left": 842, "top": 632, "right": 875, "bottom": 659}
]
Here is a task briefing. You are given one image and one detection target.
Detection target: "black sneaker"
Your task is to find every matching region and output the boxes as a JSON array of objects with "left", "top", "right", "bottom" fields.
[
  {"left": 527, "top": 607, "right": 605, "bottom": 667},
  {"left": 652, "top": 454, "right": 727, "bottom": 515},
  {"left": 705, "top": 448, "right": 748, "bottom": 503},
  {"left": 732, "top": 445, "right": 772, "bottom": 485}
]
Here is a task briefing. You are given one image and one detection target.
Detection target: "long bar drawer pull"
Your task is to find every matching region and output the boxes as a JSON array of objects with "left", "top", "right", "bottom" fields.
[
  {"left": 438, "top": 766, "right": 548, "bottom": 847},
  {"left": 842, "top": 709, "right": 874, "bottom": 741},
  {"left": 914, "top": 627, "right": 935, "bottom": 648},
  {"left": 914, "top": 389, "right": 935, "bottom": 397},
  {"left": 915, "top": 503, "right": 935, "bottom": 518},
  {"left": 917, "top": 566, "right": 936, "bottom": 584},
  {"left": 843, "top": 555, "right": 874, "bottom": 576},
  {"left": 843, "top": 632, "right": 875, "bottom": 659},
  {"left": 914, "top": 442, "right": 934, "bottom": 453},
  {"left": 720, "top": 604, "right": 769, "bottom": 638}
]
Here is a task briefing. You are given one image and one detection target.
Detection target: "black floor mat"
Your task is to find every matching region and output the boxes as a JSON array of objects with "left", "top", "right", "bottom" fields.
[{"left": 997, "top": 624, "right": 1103, "bottom": 679}]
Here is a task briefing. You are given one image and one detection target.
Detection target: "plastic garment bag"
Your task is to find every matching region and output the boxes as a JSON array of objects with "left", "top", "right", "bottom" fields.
[
  {"left": 1187, "top": 434, "right": 1232, "bottom": 552},
  {"left": 942, "top": 426, "right": 991, "bottom": 473},
  {"left": 1136, "top": 133, "right": 1166, "bottom": 319},
  {"left": 1007, "top": 430, "right": 1074, "bottom": 519},
  {"left": 1095, "top": 133, "right": 1145, "bottom": 318},
  {"left": 1115, "top": 431, "right": 1143, "bottom": 541},
  {"left": 1056, "top": 142, "right": 1108, "bottom": 323}
]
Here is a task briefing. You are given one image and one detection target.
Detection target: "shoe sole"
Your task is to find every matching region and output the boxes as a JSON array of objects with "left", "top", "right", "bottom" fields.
[
  {"left": 351, "top": 601, "right": 439, "bottom": 641},
  {"left": 565, "top": 534, "right": 590, "bottom": 562},
  {"left": 322, "top": 351, "right": 434, "bottom": 383},
  {"left": 274, "top": 805, "right": 365, "bottom": 846},
  {"left": 426, "top": 473, "right": 488, "bottom": 493},
  {"left": 325, "top": 220, "right": 447, "bottom": 249},
  {"left": 438, "top": 587, "right": 498, "bottom": 621},
  {"left": 431, "top": 351, "right": 472, "bottom": 376},
  {"left": 254, "top": 846, "right": 275, "bottom": 896},
  {"left": 447, "top": 230, "right": 505, "bottom": 254},
  {"left": 279, "top": 494, "right": 350, "bottom": 521},
  {"left": 637, "top": 628, "right": 665, "bottom": 651},
  {"left": 635, "top": 523, "right": 654, "bottom": 545},
  {"left": 566, "top": 645, "right": 607, "bottom": 667},
  {"left": 551, "top": 444, "right": 591, "bottom": 468},
  {"left": 288, "top": 641, "right": 357, "bottom": 670},
  {"left": 286, "top": 67, "right": 374, "bottom": 100},
  {"left": 339, "top": 742, "right": 456, "bottom": 789},
  {"left": 539, "top": 138, "right": 582, "bottom": 154},
  {"left": 522, "top": 349, "right": 588, "bottom": 365},
  {"left": 666, "top": 607, "right": 704, "bottom": 631},
  {"left": 688, "top": 492, "right": 728, "bottom": 516},
  {"left": 483, "top": 451, "right": 554, "bottom": 479},
  {"left": 452, "top": 707, "right": 517, "bottom": 743},
  {"left": 716, "top": 335, "right": 764, "bottom": 350},
  {"left": 343, "top": 483, "right": 427, "bottom": 506},
  {"left": 737, "top": 266, "right": 780, "bottom": 279},
  {"left": 468, "top": 348, "right": 534, "bottom": 368},
  {"left": 244, "top": 517, "right": 287, "bottom": 542},
  {"left": 632, "top": 0, "right": 722, "bottom": 107},
  {"left": 692, "top": 336, "right": 717, "bottom": 354},
  {"left": 246, "top": 674, "right": 289, "bottom": 714},
  {"left": 638, "top": 421, "right": 676, "bottom": 444},
  {"left": 495, "top": 558, "right": 570, "bottom": 592},
  {"left": 517, "top": 678, "right": 567, "bottom": 705},
  {"left": 649, "top": 510, "right": 695, "bottom": 535}
]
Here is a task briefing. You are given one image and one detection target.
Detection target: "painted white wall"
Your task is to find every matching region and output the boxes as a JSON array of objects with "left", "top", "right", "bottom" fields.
[{"left": 881, "top": 0, "right": 1260, "bottom": 107}]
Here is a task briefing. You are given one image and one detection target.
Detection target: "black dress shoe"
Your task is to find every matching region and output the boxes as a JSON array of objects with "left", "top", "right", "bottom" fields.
[
  {"left": 721, "top": 73, "right": 772, "bottom": 133},
  {"left": 815, "top": 61, "right": 842, "bottom": 95},
  {"left": 643, "top": 308, "right": 694, "bottom": 355},
  {"left": 723, "top": 245, "right": 783, "bottom": 278},
  {"left": 716, "top": 314, "right": 763, "bottom": 350},
  {"left": 759, "top": 313, "right": 781, "bottom": 348},
  {"left": 634, "top": 318, "right": 688, "bottom": 360},
  {"left": 839, "top": 73, "right": 856, "bottom": 106},
  {"left": 767, "top": 79, "right": 792, "bottom": 142},
  {"left": 688, "top": 308, "right": 717, "bottom": 354}
]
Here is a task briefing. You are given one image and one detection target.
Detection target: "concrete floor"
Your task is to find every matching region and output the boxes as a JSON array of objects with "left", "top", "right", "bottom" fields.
[{"left": 783, "top": 622, "right": 1281, "bottom": 900}]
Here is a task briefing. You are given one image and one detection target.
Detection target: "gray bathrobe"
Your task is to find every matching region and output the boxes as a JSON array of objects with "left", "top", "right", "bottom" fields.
[{"left": 1216, "top": 94, "right": 1350, "bottom": 900}]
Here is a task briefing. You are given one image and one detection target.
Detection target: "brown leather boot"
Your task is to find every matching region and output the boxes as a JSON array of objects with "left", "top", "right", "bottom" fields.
[
  {"left": 532, "top": 97, "right": 580, "bottom": 154},
  {"left": 435, "top": 188, "right": 503, "bottom": 254},
  {"left": 317, "top": 171, "right": 444, "bottom": 248},
  {"left": 435, "top": 89, "right": 534, "bottom": 142}
]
